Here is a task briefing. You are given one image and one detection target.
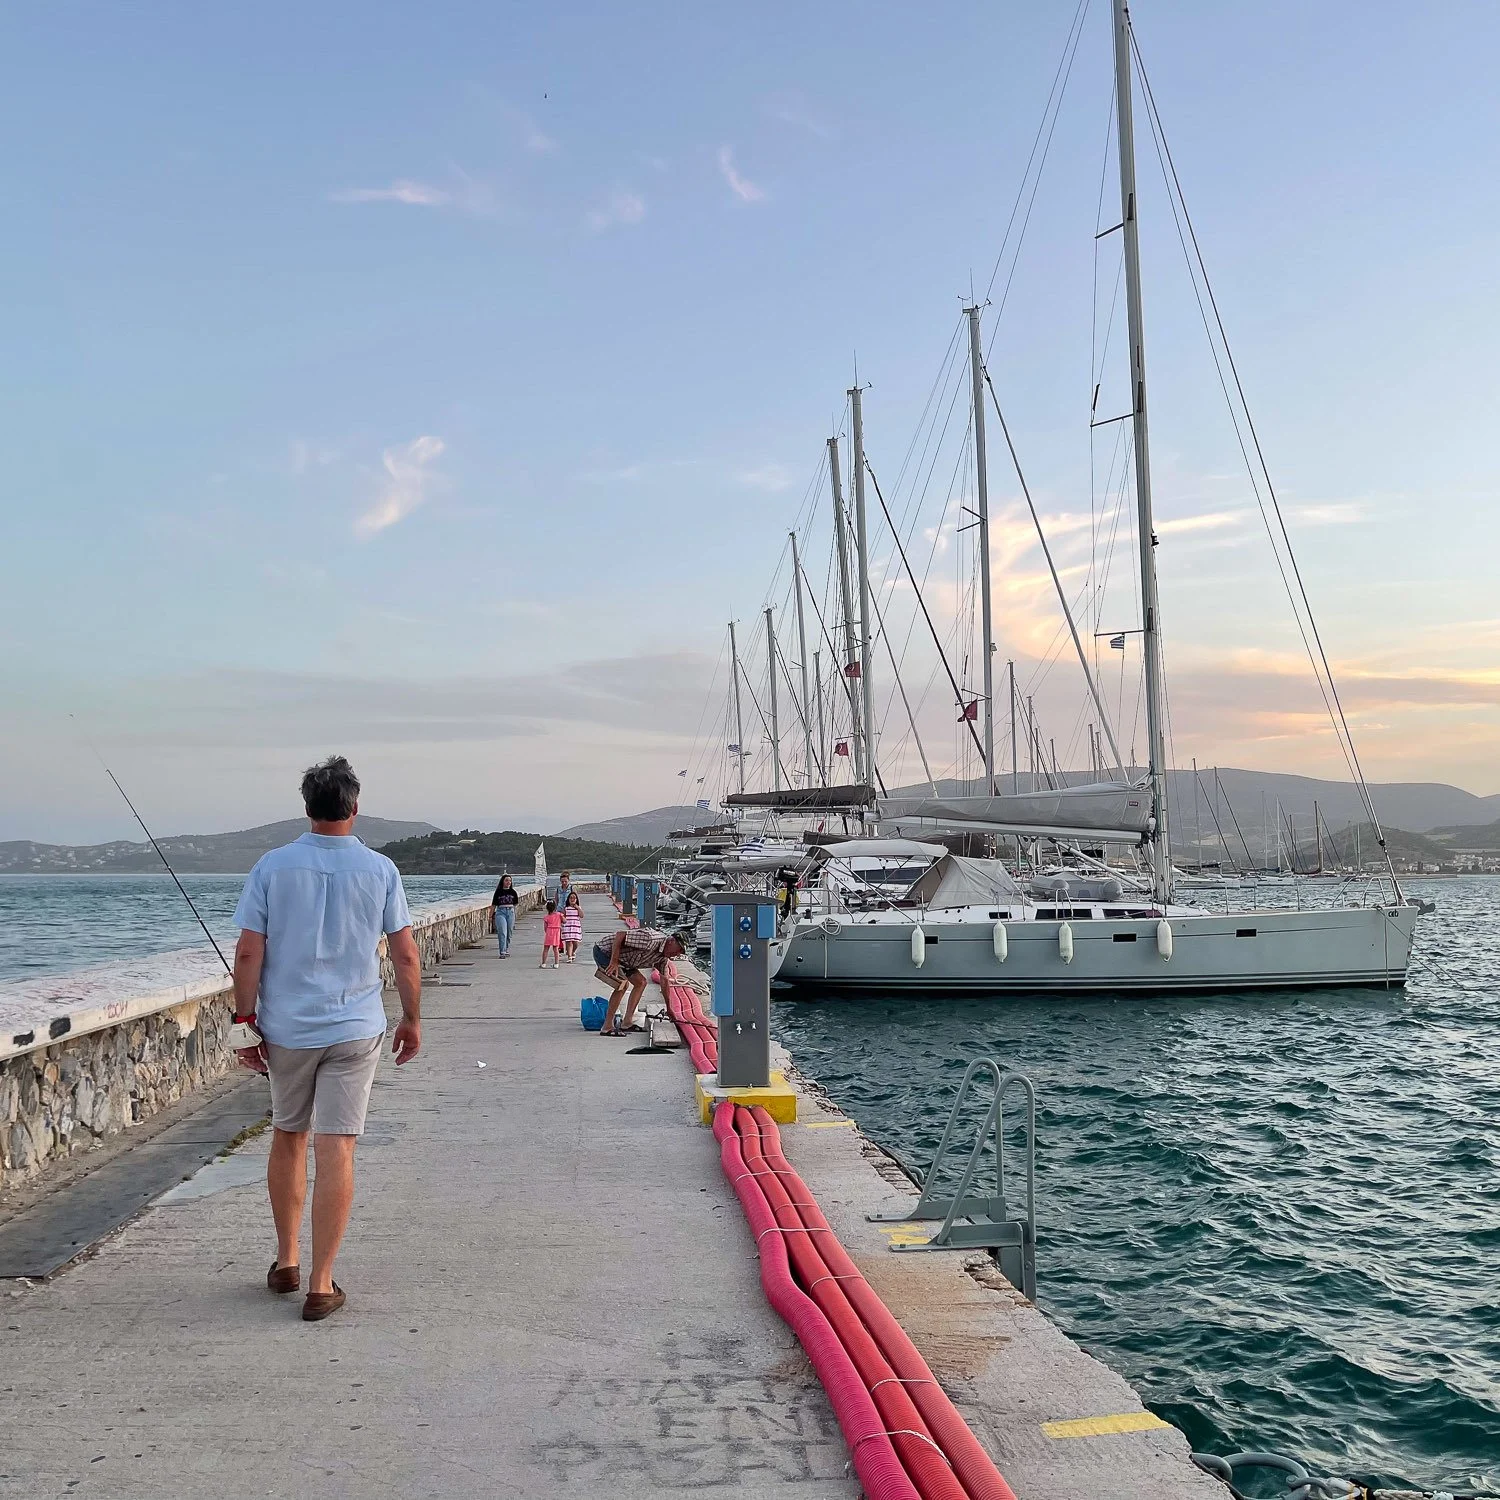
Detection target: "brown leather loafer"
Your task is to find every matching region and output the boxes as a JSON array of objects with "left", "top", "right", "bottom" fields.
[
  {"left": 302, "top": 1283, "right": 346, "bottom": 1322},
  {"left": 267, "top": 1262, "right": 300, "bottom": 1294}
]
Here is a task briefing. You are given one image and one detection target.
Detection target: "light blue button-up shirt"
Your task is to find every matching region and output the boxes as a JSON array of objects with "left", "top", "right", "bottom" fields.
[{"left": 233, "top": 832, "right": 412, "bottom": 1049}]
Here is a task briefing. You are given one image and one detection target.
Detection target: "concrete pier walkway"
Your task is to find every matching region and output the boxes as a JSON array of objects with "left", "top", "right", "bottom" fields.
[{"left": 1, "top": 893, "right": 1222, "bottom": 1500}]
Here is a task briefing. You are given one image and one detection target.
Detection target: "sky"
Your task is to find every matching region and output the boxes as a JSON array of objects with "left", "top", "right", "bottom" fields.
[{"left": 3, "top": 0, "right": 1499, "bottom": 843}]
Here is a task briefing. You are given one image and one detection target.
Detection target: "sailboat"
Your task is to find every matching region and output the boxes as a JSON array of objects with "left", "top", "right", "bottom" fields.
[{"left": 770, "top": 0, "right": 1421, "bottom": 995}]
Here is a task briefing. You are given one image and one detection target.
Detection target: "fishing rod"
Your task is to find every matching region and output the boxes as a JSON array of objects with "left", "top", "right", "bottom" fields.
[{"left": 72, "top": 717, "right": 233, "bottom": 976}]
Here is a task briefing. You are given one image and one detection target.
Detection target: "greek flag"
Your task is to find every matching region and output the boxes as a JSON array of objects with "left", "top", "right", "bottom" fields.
[
  {"left": 1110, "top": 633, "right": 1126, "bottom": 650},
  {"left": 727, "top": 743, "right": 741, "bottom": 754}
]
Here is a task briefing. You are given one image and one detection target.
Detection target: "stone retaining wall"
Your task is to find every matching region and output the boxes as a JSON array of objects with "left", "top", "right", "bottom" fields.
[{"left": 1, "top": 895, "right": 504, "bottom": 1194}]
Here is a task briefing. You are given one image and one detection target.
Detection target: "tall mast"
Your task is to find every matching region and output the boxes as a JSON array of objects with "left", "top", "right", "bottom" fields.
[
  {"left": 790, "top": 530, "right": 817, "bottom": 785},
  {"left": 764, "top": 606, "right": 781, "bottom": 793},
  {"left": 728, "top": 620, "right": 747, "bottom": 795},
  {"left": 1193, "top": 757, "right": 1202, "bottom": 871},
  {"left": 1112, "top": 0, "right": 1172, "bottom": 901},
  {"left": 849, "top": 385, "right": 877, "bottom": 791},
  {"left": 1009, "top": 659, "right": 1018, "bottom": 793},
  {"left": 828, "top": 436, "right": 864, "bottom": 781},
  {"left": 965, "top": 305, "right": 997, "bottom": 791},
  {"left": 813, "top": 650, "right": 826, "bottom": 779}
]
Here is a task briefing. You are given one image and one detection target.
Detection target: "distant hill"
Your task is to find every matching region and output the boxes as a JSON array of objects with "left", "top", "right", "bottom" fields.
[
  {"left": 0, "top": 816, "right": 437, "bottom": 874},
  {"left": 378, "top": 829, "right": 659, "bottom": 876},
  {"left": 1430, "top": 819, "right": 1500, "bottom": 850},
  {"left": 557, "top": 805, "right": 711, "bottom": 848}
]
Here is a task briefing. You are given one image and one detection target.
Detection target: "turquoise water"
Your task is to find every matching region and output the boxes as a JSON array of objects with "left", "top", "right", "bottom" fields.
[
  {"left": 776, "top": 877, "right": 1500, "bottom": 1492},
  {"left": 0, "top": 873, "right": 502, "bottom": 982}
]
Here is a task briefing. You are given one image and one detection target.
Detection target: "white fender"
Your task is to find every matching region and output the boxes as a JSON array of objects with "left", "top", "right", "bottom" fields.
[
  {"left": 911, "top": 926, "right": 927, "bottom": 968},
  {"left": 1157, "top": 919, "right": 1173, "bottom": 960},
  {"left": 1058, "top": 921, "right": 1074, "bottom": 964},
  {"left": 993, "top": 922, "right": 1008, "bottom": 962}
]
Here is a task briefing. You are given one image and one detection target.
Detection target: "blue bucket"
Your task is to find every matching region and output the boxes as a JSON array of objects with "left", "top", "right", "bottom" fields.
[{"left": 579, "top": 996, "right": 608, "bottom": 1032}]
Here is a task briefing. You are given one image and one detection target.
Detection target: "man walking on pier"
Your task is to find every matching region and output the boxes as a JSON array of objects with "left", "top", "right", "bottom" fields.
[{"left": 230, "top": 756, "right": 422, "bottom": 1322}]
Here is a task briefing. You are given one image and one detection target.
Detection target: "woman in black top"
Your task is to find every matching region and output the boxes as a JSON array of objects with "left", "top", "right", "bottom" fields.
[{"left": 492, "top": 873, "right": 520, "bottom": 957}]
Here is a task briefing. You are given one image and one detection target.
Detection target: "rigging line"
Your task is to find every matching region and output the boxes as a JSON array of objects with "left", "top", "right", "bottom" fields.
[
  {"left": 801, "top": 543, "right": 866, "bottom": 770},
  {"left": 1129, "top": 33, "right": 1397, "bottom": 883},
  {"left": 733, "top": 638, "right": 791, "bottom": 793},
  {"left": 864, "top": 459, "right": 987, "bottom": 767},
  {"left": 866, "top": 575, "right": 938, "bottom": 796},
  {"left": 1192, "top": 763, "right": 1239, "bottom": 873},
  {"left": 981, "top": 0, "right": 1092, "bottom": 332},
  {"left": 1217, "top": 772, "right": 1258, "bottom": 872},
  {"left": 71, "top": 719, "right": 233, "bottom": 976},
  {"left": 772, "top": 631, "right": 819, "bottom": 782},
  {"left": 983, "top": 371, "right": 1129, "bottom": 780}
]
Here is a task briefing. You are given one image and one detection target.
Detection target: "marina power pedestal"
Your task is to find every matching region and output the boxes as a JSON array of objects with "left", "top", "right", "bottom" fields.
[
  {"left": 694, "top": 894, "right": 796, "bottom": 1124},
  {"left": 622, "top": 878, "right": 636, "bottom": 918},
  {"left": 638, "top": 878, "right": 659, "bottom": 928}
]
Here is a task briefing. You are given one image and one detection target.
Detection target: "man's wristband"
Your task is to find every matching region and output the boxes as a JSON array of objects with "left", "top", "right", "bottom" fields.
[{"left": 233, "top": 1012, "right": 257, "bottom": 1024}]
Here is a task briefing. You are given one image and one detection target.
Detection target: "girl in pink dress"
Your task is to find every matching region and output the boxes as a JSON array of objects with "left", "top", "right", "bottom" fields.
[
  {"left": 561, "top": 892, "right": 584, "bottom": 962},
  {"left": 540, "top": 902, "right": 563, "bottom": 968}
]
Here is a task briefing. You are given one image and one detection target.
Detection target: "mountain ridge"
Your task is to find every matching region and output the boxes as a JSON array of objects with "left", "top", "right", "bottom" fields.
[{"left": 0, "top": 816, "right": 438, "bottom": 874}]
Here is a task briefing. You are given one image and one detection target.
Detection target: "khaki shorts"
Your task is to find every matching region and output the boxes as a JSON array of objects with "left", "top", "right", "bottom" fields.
[{"left": 265, "top": 1033, "right": 384, "bottom": 1136}]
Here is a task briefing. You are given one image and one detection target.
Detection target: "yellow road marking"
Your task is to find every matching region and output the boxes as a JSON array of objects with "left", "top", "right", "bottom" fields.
[
  {"left": 804, "top": 1118, "right": 856, "bottom": 1128},
  {"left": 1042, "top": 1412, "right": 1172, "bottom": 1439}
]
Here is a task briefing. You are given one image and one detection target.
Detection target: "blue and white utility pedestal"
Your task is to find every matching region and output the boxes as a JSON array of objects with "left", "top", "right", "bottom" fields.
[
  {"left": 638, "top": 878, "right": 659, "bottom": 928},
  {"left": 695, "top": 893, "right": 797, "bottom": 1124},
  {"left": 622, "top": 878, "right": 636, "bottom": 918}
]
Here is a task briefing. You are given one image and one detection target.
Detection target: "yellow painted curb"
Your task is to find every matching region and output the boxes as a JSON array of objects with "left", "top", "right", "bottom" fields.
[
  {"left": 1042, "top": 1412, "right": 1172, "bottom": 1439},
  {"left": 696, "top": 1070, "right": 798, "bottom": 1125},
  {"left": 804, "top": 1118, "right": 856, "bottom": 1129}
]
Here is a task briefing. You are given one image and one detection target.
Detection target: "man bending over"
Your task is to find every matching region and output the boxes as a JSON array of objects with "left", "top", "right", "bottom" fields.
[{"left": 593, "top": 925, "right": 686, "bottom": 1038}]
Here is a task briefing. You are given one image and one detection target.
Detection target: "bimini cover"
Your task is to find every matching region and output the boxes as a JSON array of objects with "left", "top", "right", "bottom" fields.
[
  {"left": 907, "top": 854, "right": 1025, "bottom": 910},
  {"left": 815, "top": 838, "right": 948, "bottom": 861},
  {"left": 879, "top": 781, "right": 1152, "bottom": 838}
]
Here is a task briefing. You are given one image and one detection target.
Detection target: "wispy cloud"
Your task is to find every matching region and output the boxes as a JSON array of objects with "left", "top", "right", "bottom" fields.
[
  {"left": 764, "top": 94, "right": 837, "bottom": 141},
  {"left": 717, "top": 146, "right": 766, "bottom": 203},
  {"left": 1285, "top": 501, "right": 1369, "bottom": 527},
  {"left": 290, "top": 440, "right": 340, "bottom": 475},
  {"left": 585, "top": 189, "right": 646, "bottom": 233},
  {"left": 1156, "top": 510, "right": 1244, "bottom": 536},
  {"left": 513, "top": 109, "right": 558, "bottom": 155},
  {"left": 331, "top": 179, "right": 451, "bottom": 207},
  {"left": 737, "top": 463, "right": 794, "bottom": 493},
  {"left": 355, "top": 436, "right": 446, "bottom": 538},
  {"left": 330, "top": 167, "right": 502, "bottom": 218}
]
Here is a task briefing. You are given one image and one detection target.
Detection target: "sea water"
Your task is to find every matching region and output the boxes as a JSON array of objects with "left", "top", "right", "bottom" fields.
[
  {"left": 0, "top": 872, "right": 502, "bottom": 982},
  {"left": 776, "top": 876, "right": 1500, "bottom": 1493}
]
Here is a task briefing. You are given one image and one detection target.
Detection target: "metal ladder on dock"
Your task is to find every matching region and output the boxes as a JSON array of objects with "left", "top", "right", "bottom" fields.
[{"left": 868, "top": 1057, "right": 1037, "bottom": 1299}]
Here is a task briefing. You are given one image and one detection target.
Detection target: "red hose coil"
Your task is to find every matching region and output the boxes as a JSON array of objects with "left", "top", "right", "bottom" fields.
[
  {"left": 749, "top": 1105, "right": 1018, "bottom": 1500},
  {"left": 732, "top": 1107, "right": 969, "bottom": 1500},
  {"left": 713, "top": 1103, "right": 921, "bottom": 1500},
  {"left": 664, "top": 967, "right": 1017, "bottom": 1500}
]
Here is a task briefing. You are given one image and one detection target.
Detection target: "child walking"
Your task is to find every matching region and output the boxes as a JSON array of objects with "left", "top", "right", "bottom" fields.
[
  {"left": 561, "top": 891, "right": 583, "bottom": 962},
  {"left": 540, "top": 901, "right": 563, "bottom": 968}
]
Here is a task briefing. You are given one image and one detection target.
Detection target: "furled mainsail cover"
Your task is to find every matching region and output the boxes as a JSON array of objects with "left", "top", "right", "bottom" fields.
[
  {"left": 879, "top": 781, "right": 1152, "bottom": 837},
  {"left": 906, "top": 854, "right": 1026, "bottom": 909},
  {"left": 724, "top": 784, "right": 876, "bottom": 810}
]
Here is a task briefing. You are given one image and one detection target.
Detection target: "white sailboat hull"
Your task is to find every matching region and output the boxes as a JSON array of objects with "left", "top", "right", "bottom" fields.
[{"left": 772, "top": 902, "right": 1418, "bottom": 995}]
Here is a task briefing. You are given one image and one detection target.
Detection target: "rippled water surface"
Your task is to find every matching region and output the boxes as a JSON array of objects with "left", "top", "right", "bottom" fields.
[
  {"left": 0, "top": 873, "right": 502, "bottom": 982},
  {"left": 776, "top": 878, "right": 1500, "bottom": 1491}
]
